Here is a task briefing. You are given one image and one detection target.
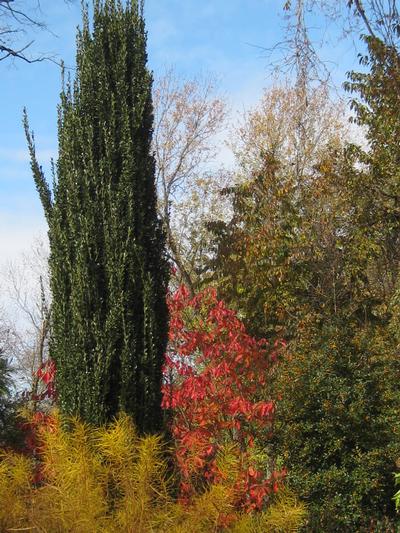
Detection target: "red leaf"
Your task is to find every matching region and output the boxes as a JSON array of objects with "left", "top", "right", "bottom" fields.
[{"left": 162, "top": 284, "right": 284, "bottom": 511}]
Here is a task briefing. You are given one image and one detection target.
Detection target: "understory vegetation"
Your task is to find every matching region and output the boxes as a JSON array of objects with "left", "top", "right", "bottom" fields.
[{"left": 0, "top": 413, "right": 307, "bottom": 532}]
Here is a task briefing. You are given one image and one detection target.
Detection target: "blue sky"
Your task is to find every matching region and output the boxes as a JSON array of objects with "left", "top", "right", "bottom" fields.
[{"left": 0, "top": 0, "right": 362, "bottom": 266}]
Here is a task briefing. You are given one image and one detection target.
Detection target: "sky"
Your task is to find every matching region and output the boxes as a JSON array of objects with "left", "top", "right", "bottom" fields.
[{"left": 0, "top": 0, "right": 363, "bottom": 272}]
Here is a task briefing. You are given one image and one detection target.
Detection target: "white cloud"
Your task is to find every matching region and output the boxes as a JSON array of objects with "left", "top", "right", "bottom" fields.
[{"left": 0, "top": 214, "right": 47, "bottom": 266}]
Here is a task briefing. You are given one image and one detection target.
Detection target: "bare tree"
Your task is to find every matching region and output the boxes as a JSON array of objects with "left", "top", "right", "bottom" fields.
[
  {"left": 231, "top": 83, "right": 348, "bottom": 183},
  {"left": 273, "top": 0, "right": 400, "bottom": 88},
  {"left": 0, "top": 0, "right": 74, "bottom": 64},
  {"left": 153, "top": 68, "right": 227, "bottom": 293},
  {"left": 0, "top": 0, "right": 49, "bottom": 62},
  {"left": 1, "top": 238, "right": 50, "bottom": 405},
  {"left": 0, "top": 309, "right": 17, "bottom": 383},
  {"left": 347, "top": 0, "right": 399, "bottom": 46},
  {"left": 0, "top": 311, "right": 16, "bottom": 438}
]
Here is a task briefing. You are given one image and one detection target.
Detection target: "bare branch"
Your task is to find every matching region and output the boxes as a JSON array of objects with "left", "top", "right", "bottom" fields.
[
  {"left": 153, "top": 68, "right": 228, "bottom": 290},
  {"left": 1, "top": 239, "right": 51, "bottom": 395},
  {"left": 264, "top": 0, "right": 399, "bottom": 96},
  {"left": 0, "top": 41, "right": 48, "bottom": 63},
  {"left": 352, "top": 0, "right": 377, "bottom": 38},
  {"left": 0, "top": 0, "right": 70, "bottom": 64}
]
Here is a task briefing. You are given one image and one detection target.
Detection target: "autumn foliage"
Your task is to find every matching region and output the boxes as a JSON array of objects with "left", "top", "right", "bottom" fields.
[
  {"left": 0, "top": 412, "right": 307, "bottom": 532},
  {"left": 17, "top": 285, "right": 287, "bottom": 518},
  {"left": 0, "top": 286, "right": 305, "bottom": 531},
  {"left": 35, "top": 359, "right": 56, "bottom": 402},
  {"left": 162, "top": 285, "right": 286, "bottom": 512},
  {"left": 18, "top": 359, "right": 56, "bottom": 462}
]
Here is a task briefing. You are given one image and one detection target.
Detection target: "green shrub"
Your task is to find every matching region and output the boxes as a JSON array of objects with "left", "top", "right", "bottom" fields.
[{"left": 273, "top": 321, "right": 400, "bottom": 531}]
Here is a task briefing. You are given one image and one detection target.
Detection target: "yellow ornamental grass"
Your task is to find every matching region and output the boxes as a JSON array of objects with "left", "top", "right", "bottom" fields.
[
  {"left": 258, "top": 489, "right": 309, "bottom": 533},
  {"left": 0, "top": 452, "right": 35, "bottom": 529},
  {"left": 0, "top": 411, "right": 307, "bottom": 532},
  {"left": 34, "top": 414, "right": 109, "bottom": 532}
]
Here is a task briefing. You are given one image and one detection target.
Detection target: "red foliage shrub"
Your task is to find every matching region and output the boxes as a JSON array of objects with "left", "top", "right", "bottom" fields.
[
  {"left": 34, "top": 359, "right": 57, "bottom": 402},
  {"left": 18, "top": 359, "right": 57, "bottom": 483},
  {"left": 162, "top": 285, "right": 286, "bottom": 511}
]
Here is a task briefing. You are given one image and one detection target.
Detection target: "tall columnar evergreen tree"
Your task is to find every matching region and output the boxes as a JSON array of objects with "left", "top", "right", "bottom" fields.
[{"left": 24, "top": 0, "right": 169, "bottom": 433}]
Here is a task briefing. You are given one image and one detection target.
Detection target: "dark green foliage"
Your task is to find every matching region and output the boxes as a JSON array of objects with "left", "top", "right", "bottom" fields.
[
  {"left": 274, "top": 320, "right": 400, "bottom": 531},
  {"left": 213, "top": 153, "right": 400, "bottom": 529},
  {"left": 0, "top": 344, "right": 11, "bottom": 442},
  {"left": 343, "top": 36, "right": 400, "bottom": 317},
  {"left": 0, "top": 329, "right": 22, "bottom": 450},
  {"left": 25, "top": 0, "right": 169, "bottom": 432},
  {"left": 273, "top": 40, "right": 400, "bottom": 522}
]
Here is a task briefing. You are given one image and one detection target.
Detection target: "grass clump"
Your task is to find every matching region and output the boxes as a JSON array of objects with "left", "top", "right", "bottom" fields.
[{"left": 0, "top": 411, "right": 307, "bottom": 532}]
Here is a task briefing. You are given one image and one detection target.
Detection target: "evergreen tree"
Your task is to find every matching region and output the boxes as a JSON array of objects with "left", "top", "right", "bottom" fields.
[
  {"left": 25, "top": 0, "right": 169, "bottom": 433},
  {"left": 0, "top": 326, "right": 17, "bottom": 448},
  {"left": 0, "top": 346, "right": 11, "bottom": 435}
]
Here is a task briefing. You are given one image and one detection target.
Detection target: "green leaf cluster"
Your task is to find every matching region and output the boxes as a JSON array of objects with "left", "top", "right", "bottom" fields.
[{"left": 25, "top": 0, "right": 169, "bottom": 432}]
